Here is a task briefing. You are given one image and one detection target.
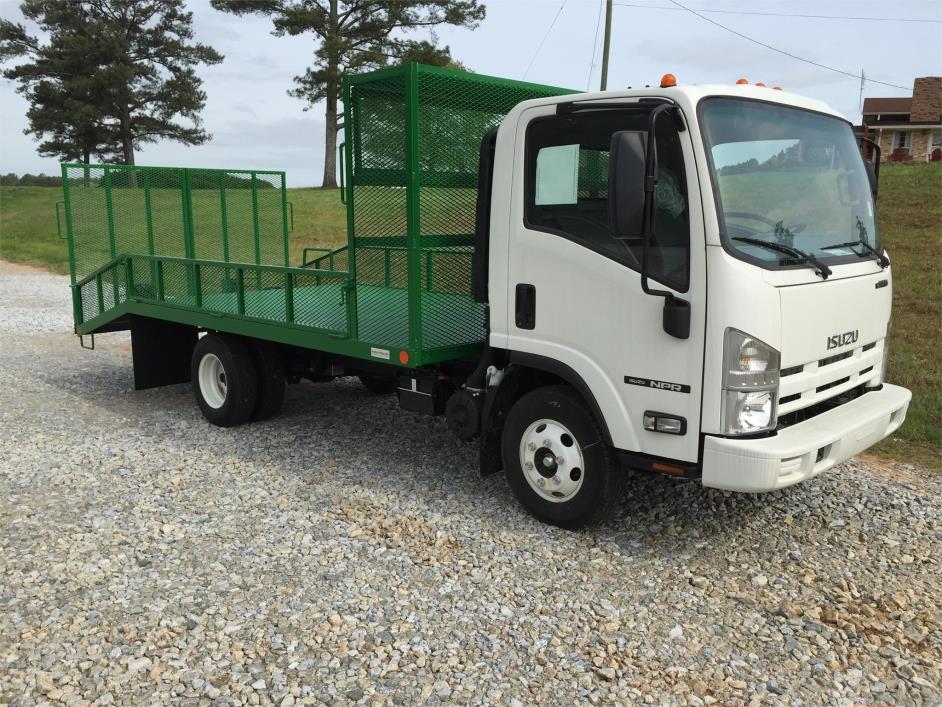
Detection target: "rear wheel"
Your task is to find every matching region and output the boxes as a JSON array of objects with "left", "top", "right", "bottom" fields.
[
  {"left": 191, "top": 333, "right": 257, "bottom": 427},
  {"left": 248, "top": 339, "right": 285, "bottom": 421},
  {"left": 358, "top": 374, "right": 398, "bottom": 395},
  {"left": 502, "top": 385, "right": 624, "bottom": 529}
]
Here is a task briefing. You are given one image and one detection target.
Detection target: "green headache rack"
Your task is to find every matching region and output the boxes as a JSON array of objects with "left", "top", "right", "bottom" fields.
[{"left": 62, "top": 64, "right": 573, "bottom": 367}]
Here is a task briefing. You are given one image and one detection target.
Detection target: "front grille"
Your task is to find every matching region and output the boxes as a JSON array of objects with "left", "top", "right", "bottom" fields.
[
  {"left": 778, "top": 384, "right": 870, "bottom": 430},
  {"left": 819, "top": 350, "right": 853, "bottom": 367},
  {"left": 777, "top": 338, "right": 883, "bottom": 417}
]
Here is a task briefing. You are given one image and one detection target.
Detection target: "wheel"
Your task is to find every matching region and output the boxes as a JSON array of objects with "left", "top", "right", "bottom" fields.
[
  {"left": 248, "top": 339, "right": 285, "bottom": 421},
  {"left": 358, "top": 374, "right": 398, "bottom": 394},
  {"left": 501, "top": 385, "right": 625, "bottom": 529},
  {"left": 191, "top": 333, "right": 258, "bottom": 427}
]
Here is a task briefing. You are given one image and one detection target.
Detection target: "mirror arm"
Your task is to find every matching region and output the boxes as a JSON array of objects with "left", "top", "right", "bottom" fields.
[
  {"left": 639, "top": 104, "right": 677, "bottom": 302},
  {"left": 639, "top": 103, "right": 691, "bottom": 340}
]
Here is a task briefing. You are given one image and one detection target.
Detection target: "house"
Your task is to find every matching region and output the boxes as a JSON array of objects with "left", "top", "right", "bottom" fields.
[{"left": 859, "top": 77, "right": 942, "bottom": 162}]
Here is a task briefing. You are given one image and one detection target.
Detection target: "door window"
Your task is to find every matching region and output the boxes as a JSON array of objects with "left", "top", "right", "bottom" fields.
[{"left": 525, "top": 110, "right": 690, "bottom": 292}]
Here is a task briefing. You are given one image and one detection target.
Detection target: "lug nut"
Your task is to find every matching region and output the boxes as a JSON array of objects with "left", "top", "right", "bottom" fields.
[
  {"left": 543, "top": 439, "right": 552, "bottom": 448},
  {"left": 537, "top": 478, "right": 545, "bottom": 487},
  {"left": 527, "top": 442, "right": 537, "bottom": 452},
  {"left": 525, "top": 461, "right": 533, "bottom": 470}
]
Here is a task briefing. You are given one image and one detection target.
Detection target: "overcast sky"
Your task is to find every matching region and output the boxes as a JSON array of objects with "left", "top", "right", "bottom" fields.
[{"left": 1, "top": 0, "right": 940, "bottom": 187}]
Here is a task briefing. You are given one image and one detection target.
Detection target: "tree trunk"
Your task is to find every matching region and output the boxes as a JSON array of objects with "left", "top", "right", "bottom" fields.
[
  {"left": 120, "top": 104, "right": 134, "bottom": 166},
  {"left": 323, "top": 89, "right": 338, "bottom": 188},
  {"left": 321, "top": 0, "right": 339, "bottom": 188},
  {"left": 83, "top": 147, "right": 91, "bottom": 186}
]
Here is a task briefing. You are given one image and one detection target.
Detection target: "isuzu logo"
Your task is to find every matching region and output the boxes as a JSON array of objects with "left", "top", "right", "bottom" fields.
[{"left": 827, "top": 329, "right": 858, "bottom": 350}]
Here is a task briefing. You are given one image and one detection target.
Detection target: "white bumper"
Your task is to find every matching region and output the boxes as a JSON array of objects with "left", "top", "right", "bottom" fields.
[{"left": 701, "top": 384, "right": 911, "bottom": 493}]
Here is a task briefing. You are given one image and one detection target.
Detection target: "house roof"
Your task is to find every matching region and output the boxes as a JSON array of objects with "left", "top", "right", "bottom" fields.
[{"left": 862, "top": 97, "right": 912, "bottom": 115}]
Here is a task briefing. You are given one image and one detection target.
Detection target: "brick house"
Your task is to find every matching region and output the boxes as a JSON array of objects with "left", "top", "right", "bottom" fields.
[{"left": 858, "top": 77, "right": 942, "bottom": 162}]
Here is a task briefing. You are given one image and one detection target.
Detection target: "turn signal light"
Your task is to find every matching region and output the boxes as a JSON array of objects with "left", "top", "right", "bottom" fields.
[
  {"left": 660, "top": 73, "right": 677, "bottom": 88},
  {"left": 736, "top": 78, "right": 749, "bottom": 85}
]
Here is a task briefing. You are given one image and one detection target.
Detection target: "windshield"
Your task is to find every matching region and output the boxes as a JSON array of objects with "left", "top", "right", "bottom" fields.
[{"left": 700, "top": 98, "right": 878, "bottom": 268}]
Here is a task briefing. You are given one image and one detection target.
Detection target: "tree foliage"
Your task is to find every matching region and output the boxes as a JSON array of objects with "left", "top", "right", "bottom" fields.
[
  {"left": 212, "top": 0, "right": 484, "bottom": 187},
  {"left": 0, "top": 0, "right": 224, "bottom": 165}
]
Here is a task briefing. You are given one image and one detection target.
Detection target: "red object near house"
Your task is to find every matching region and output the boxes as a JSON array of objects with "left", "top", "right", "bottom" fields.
[
  {"left": 932, "top": 149, "right": 942, "bottom": 162},
  {"left": 891, "top": 147, "right": 909, "bottom": 162}
]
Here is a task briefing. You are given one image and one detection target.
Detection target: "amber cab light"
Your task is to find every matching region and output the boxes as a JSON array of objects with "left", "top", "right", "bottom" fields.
[
  {"left": 660, "top": 73, "right": 677, "bottom": 88},
  {"left": 755, "top": 82, "right": 766, "bottom": 87},
  {"left": 735, "top": 78, "right": 748, "bottom": 85},
  {"left": 773, "top": 86, "right": 783, "bottom": 91}
]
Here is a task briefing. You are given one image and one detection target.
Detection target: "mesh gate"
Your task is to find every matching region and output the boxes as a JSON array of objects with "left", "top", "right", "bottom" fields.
[
  {"left": 344, "top": 64, "right": 574, "bottom": 364},
  {"left": 63, "top": 164, "right": 291, "bottom": 326}
]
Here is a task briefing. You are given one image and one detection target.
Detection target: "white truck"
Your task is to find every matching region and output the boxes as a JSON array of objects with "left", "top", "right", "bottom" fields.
[{"left": 65, "top": 66, "right": 912, "bottom": 529}]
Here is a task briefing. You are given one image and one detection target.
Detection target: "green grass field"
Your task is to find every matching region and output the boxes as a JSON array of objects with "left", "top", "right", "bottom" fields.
[{"left": 1, "top": 164, "right": 939, "bottom": 468}]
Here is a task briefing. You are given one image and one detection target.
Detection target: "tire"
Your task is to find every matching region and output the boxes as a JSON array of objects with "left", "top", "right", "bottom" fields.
[
  {"left": 358, "top": 374, "right": 398, "bottom": 395},
  {"left": 191, "top": 333, "right": 258, "bottom": 427},
  {"left": 501, "top": 385, "right": 625, "bottom": 529},
  {"left": 248, "top": 339, "right": 285, "bottom": 421}
]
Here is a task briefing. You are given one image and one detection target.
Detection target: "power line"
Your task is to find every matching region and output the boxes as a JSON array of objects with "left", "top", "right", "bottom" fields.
[
  {"left": 667, "top": 0, "right": 912, "bottom": 91},
  {"left": 586, "top": 0, "right": 605, "bottom": 89},
  {"left": 523, "top": 0, "right": 568, "bottom": 79},
  {"left": 612, "top": 1, "right": 941, "bottom": 24}
]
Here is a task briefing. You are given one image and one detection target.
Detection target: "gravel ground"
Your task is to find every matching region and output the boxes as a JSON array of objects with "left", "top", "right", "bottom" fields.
[{"left": 0, "top": 259, "right": 940, "bottom": 707}]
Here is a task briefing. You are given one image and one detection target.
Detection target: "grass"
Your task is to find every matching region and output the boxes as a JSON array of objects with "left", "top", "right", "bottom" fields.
[
  {"left": 869, "top": 163, "right": 941, "bottom": 469},
  {"left": 1, "top": 164, "right": 939, "bottom": 468}
]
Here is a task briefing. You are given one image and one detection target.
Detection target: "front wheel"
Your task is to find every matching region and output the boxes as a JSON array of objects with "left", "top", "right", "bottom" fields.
[{"left": 501, "top": 385, "right": 625, "bottom": 529}]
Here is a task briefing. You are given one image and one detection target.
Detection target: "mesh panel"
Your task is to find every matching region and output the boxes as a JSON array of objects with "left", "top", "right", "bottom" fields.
[
  {"left": 64, "top": 164, "right": 291, "bottom": 326},
  {"left": 347, "top": 65, "right": 573, "bottom": 358}
]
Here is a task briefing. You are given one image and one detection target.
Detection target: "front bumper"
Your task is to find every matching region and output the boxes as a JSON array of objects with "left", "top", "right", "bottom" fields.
[{"left": 701, "top": 384, "right": 911, "bottom": 492}]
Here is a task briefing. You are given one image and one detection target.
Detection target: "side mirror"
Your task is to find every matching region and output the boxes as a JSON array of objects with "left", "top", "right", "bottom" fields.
[
  {"left": 864, "top": 160, "right": 878, "bottom": 200},
  {"left": 608, "top": 130, "right": 647, "bottom": 236}
]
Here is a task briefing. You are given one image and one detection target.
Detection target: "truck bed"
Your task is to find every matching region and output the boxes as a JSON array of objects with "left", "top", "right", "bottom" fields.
[{"left": 74, "top": 252, "right": 485, "bottom": 366}]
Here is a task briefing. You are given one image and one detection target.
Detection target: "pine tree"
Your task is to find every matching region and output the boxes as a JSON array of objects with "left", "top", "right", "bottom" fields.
[
  {"left": 1, "top": 0, "right": 224, "bottom": 166},
  {"left": 211, "top": 0, "right": 484, "bottom": 188}
]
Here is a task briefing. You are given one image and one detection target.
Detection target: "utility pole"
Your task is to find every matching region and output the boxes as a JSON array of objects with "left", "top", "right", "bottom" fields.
[{"left": 600, "top": 0, "right": 612, "bottom": 91}]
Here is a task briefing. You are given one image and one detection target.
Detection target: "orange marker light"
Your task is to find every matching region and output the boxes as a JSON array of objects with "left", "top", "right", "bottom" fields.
[
  {"left": 660, "top": 73, "right": 677, "bottom": 88},
  {"left": 399, "top": 350, "right": 409, "bottom": 365},
  {"left": 755, "top": 82, "right": 766, "bottom": 87},
  {"left": 736, "top": 78, "right": 748, "bottom": 85}
]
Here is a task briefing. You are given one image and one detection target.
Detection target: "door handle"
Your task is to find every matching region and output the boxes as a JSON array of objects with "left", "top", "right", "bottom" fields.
[{"left": 515, "top": 283, "right": 536, "bottom": 329}]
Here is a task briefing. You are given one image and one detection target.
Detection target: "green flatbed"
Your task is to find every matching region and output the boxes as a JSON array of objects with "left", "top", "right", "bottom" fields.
[{"left": 63, "top": 64, "right": 572, "bottom": 368}]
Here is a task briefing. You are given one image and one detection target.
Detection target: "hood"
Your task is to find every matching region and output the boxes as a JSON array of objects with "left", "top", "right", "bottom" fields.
[{"left": 778, "top": 268, "right": 891, "bottom": 366}]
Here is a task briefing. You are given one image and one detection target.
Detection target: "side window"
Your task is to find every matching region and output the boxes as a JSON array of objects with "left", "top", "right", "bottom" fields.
[{"left": 526, "top": 110, "right": 690, "bottom": 292}]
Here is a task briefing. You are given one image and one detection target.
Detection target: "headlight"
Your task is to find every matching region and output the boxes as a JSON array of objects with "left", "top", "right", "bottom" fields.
[{"left": 722, "top": 329, "right": 780, "bottom": 435}]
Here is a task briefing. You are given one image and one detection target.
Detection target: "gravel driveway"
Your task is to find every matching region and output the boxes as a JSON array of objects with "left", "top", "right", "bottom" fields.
[{"left": 0, "top": 260, "right": 939, "bottom": 706}]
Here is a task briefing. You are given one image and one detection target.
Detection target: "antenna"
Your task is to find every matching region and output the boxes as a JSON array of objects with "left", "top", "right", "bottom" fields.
[{"left": 858, "top": 69, "right": 866, "bottom": 115}]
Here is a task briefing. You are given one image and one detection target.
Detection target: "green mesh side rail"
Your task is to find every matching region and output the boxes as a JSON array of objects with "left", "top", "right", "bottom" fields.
[
  {"left": 62, "top": 163, "right": 291, "bottom": 326},
  {"left": 74, "top": 254, "right": 352, "bottom": 337},
  {"left": 343, "top": 63, "right": 575, "bottom": 365}
]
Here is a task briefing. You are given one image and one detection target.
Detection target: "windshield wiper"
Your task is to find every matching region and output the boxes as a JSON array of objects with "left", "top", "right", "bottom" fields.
[
  {"left": 821, "top": 239, "right": 889, "bottom": 268},
  {"left": 732, "top": 236, "right": 832, "bottom": 279},
  {"left": 821, "top": 220, "right": 888, "bottom": 269},
  {"left": 821, "top": 217, "right": 889, "bottom": 269}
]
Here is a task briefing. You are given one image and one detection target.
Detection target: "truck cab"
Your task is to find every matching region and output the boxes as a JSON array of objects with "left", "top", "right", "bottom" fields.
[{"left": 476, "top": 77, "right": 910, "bottom": 525}]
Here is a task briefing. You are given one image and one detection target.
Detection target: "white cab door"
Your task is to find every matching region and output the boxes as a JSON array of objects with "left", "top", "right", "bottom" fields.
[{"left": 501, "top": 103, "right": 707, "bottom": 462}]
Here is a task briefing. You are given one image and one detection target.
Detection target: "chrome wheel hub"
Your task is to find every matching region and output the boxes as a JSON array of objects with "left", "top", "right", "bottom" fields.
[{"left": 519, "top": 419, "right": 585, "bottom": 503}]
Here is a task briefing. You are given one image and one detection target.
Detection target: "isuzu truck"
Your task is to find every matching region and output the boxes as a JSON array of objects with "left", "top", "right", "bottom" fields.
[{"left": 61, "top": 64, "right": 911, "bottom": 527}]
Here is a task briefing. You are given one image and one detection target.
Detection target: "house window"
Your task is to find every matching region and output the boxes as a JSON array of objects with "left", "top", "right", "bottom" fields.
[
  {"left": 932, "top": 130, "right": 942, "bottom": 148},
  {"left": 894, "top": 131, "right": 912, "bottom": 151}
]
